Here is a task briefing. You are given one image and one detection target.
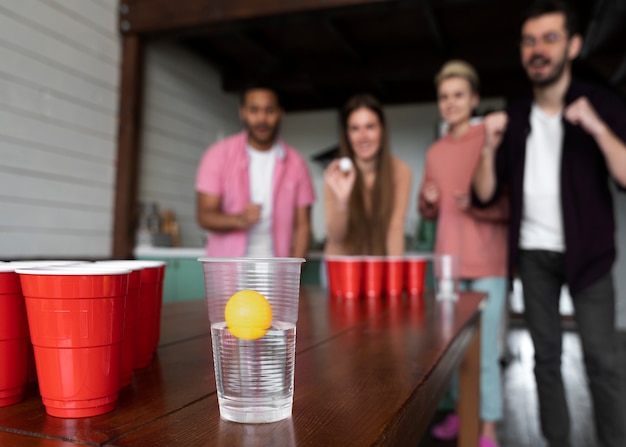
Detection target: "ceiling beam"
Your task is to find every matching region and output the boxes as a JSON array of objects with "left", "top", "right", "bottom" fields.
[
  {"left": 120, "top": 0, "right": 397, "bottom": 35},
  {"left": 323, "top": 19, "right": 362, "bottom": 62},
  {"left": 236, "top": 31, "right": 283, "bottom": 69},
  {"left": 221, "top": 46, "right": 522, "bottom": 92},
  {"left": 422, "top": 2, "right": 447, "bottom": 53}
]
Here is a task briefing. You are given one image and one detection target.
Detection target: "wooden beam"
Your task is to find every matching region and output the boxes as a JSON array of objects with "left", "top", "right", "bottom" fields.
[
  {"left": 221, "top": 48, "right": 522, "bottom": 92},
  {"left": 120, "top": 0, "right": 396, "bottom": 35},
  {"left": 323, "top": 19, "right": 362, "bottom": 62},
  {"left": 236, "top": 31, "right": 282, "bottom": 69},
  {"left": 422, "top": 1, "right": 447, "bottom": 53},
  {"left": 113, "top": 34, "right": 145, "bottom": 259}
]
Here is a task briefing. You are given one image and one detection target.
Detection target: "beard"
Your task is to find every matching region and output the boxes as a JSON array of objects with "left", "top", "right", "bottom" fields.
[
  {"left": 525, "top": 53, "right": 568, "bottom": 88},
  {"left": 244, "top": 121, "right": 279, "bottom": 147}
]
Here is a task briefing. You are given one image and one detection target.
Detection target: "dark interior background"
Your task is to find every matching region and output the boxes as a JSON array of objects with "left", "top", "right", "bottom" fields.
[{"left": 174, "top": 0, "right": 626, "bottom": 111}]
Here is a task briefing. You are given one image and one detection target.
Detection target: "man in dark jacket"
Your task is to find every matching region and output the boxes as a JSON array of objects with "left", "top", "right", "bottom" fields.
[{"left": 472, "top": 1, "right": 626, "bottom": 446}]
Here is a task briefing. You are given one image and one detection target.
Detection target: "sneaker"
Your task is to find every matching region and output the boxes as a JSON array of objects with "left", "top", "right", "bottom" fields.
[
  {"left": 479, "top": 436, "right": 499, "bottom": 447},
  {"left": 430, "top": 413, "right": 459, "bottom": 441}
]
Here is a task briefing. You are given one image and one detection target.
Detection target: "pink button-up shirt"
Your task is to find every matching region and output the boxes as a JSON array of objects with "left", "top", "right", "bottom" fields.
[{"left": 196, "top": 131, "right": 316, "bottom": 257}]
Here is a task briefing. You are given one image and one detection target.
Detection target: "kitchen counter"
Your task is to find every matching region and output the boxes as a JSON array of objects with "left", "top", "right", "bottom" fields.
[{"left": 134, "top": 246, "right": 205, "bottom": 259}]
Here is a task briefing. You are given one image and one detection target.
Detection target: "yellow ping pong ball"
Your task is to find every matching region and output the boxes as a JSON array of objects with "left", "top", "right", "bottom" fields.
[{"left": 224, "top": 290, "right": 273, "bottom": 340}]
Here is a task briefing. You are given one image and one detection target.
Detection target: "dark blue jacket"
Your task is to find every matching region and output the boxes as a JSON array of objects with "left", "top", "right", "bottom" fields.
[{"left": 473, "top": 79, "right": 626, "bottom": 294}]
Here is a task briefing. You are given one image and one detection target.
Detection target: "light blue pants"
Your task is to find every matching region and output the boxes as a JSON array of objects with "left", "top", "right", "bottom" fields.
[{"left": 450, "top": 277, "right": 507, "bottom": 421}]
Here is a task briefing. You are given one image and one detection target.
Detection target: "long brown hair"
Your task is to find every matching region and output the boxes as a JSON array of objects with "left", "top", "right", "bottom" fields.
[{"left": 339, "top": 94, "right": 395, "bottom": 255}]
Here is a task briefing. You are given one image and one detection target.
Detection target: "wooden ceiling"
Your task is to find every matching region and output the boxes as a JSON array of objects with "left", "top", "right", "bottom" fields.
[{"left": 120, "top": 0, "right": 626, "bottom": 110}]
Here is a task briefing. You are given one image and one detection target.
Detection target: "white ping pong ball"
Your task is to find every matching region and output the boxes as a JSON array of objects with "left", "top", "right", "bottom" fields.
[{"left": 339, "top": 157, "right": 353, "bottom": 173}]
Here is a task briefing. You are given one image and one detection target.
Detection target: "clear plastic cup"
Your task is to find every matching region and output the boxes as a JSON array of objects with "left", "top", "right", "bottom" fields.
[
  {"left": 199, "top": 257, "right": 305, "bottom": 423},
  {"left": 433, "top": 254, "right": 460, "bottom": 301}
]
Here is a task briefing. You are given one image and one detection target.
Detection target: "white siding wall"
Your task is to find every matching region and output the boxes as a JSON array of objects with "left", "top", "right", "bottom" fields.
[
  {"left": 138, "top": 42, "right": 240, "bottom": 248},
  {"left": 0, "top": 0, "right": 119, "bottom": 258}
]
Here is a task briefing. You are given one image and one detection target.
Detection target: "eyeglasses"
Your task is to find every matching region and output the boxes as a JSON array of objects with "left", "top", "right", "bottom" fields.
[{"left": 520, "top": 32, "right": 565, "bottom": 48}]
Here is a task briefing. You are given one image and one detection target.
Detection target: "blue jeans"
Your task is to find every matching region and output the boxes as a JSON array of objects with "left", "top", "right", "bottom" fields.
[{"left": 450, "top": 276, "right": 507, "bottom": 421}]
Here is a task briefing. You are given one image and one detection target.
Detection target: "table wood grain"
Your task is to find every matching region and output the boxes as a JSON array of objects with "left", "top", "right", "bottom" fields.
[{"left": 0, "top": 286, "right": 483, "bottom": 447}]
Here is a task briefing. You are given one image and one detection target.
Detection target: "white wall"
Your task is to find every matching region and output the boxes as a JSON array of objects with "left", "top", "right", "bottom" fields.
[
  {"left": 281, "top": 99, "right": 505, "bottom": 244},
  {"left": 0, "top": 0, "right": 120, "bottom": 259},
  {"left": 138, "top": 42, "right": 241, "bottom": 247}
]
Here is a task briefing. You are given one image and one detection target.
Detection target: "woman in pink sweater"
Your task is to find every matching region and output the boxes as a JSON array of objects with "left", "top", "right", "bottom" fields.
[{"left": 419, "top": 61, "right": 508, "bottom": 447}]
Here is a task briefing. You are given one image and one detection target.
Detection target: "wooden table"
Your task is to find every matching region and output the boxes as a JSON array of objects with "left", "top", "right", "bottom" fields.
[{"left": 0, "top": 287, "right": 484, "bottom": 447}]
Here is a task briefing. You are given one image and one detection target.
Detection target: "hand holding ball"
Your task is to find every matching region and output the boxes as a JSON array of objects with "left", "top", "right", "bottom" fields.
[{"left": 339, "top": 157, "right": 353, "bottom": 173}]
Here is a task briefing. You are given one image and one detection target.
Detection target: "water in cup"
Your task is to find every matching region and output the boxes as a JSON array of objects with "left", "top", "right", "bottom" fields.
[{"left": 211, "top": 321, "right": 296, "bottom": 423}]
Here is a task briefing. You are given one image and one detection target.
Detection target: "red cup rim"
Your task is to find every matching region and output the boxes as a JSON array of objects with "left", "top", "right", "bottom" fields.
[
  {"left": 15, "top": 266, "right": 131, "bottom": 276},
  {"left": 94, "top": 260, "right": 149, "bottom": 271},
  {"left": 362, "top": 256, "right": 386, "bottom": 261},
  {"left": 127, "top": 260, "right": 167, "bottom": 268},
  {"left": 7, "top": 261, "right": 86, "bottom": 268},
  {"left": 324, "top": 255, "right": 362, "bottom": 261}
]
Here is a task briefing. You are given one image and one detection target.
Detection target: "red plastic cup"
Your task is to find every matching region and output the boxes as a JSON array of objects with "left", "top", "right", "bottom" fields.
[
  {"left": 17, "top": 266, "right": 129, "bottom": 418},
  {"left": 0, "top": 267, "right": 29, "bottom": 407},
  {"left": 405, "top": 255, "right": 428, "bottom": 296},
  {"left": 362, "top": 256, "right": 385, "bottom": 299},
  {"left": 95, "top": 261, "right": 144, "bottom": 387},
  {"left": 8, "top": 261, "right": 86, "bottom": 386},
  {"left": 385, "top": 257, "right": 405, "bottom": 298},
  {"left": 325, "top": 256, "right": 342, "bottom": 298},
  {"left": 131, "top": 261, "right": 165, "bottom": 368},
  {"left": 337, "top": 257, "right": 363, "bottom": 299},
  {"left": 153, "top": 263, "right": 167, "bottom": 353}
]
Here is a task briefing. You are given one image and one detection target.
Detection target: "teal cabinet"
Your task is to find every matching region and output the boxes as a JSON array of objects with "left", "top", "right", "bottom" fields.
[
  {"left": 301, "top": 258, "right": 321, "bottom": 285},
  {"left": 163, "top": 258, "right": 206, "bottom": 302},
  {"left": 136, "top": 250, "right": 206, "bottom": 302}
]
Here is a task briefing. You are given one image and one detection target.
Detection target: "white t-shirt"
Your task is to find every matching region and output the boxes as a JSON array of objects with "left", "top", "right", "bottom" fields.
[
  {"left": 520, "top": 103, "right": 565, "bottom": 252},
  {"left": 245, "top": 143, "right": 280, "bottom": 256}
]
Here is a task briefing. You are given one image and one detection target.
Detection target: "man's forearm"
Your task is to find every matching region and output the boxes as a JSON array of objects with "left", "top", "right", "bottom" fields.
[
  {"left": 472, "top": 150, "right": 497, "bottom": 203},
  {"left": 198, "top": 210, "right": 245, "bottom": 233},
  {"left": 594, "top": 124, "right": 626, "bottom": 187}
]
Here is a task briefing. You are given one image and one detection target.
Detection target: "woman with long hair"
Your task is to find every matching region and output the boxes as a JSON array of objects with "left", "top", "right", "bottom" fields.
[
  {"left": 419, "top": 60, "right": 508, "bottom": 447},
  {"left": 324, "top": 93, "right": 412, "bottom": 256}
]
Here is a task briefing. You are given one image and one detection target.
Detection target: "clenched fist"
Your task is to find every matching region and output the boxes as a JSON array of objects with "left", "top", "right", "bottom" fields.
[
  {"left": 564, "top": 97, "right": 606, "bottom": 137},
  {"left": 483, "top": 111, "right": 508, "bottom": 154}
]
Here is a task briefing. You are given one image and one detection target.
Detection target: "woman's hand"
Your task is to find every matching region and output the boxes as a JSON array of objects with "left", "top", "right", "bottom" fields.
[
  {"left": 422, "top": 182, "right": 439, "bottom": 205},
  {"left": 324, "top": 158, "right": 356, "bottom": 208},
  {"left": 455, "top": 191, "right": 470, "bottom": 211}
]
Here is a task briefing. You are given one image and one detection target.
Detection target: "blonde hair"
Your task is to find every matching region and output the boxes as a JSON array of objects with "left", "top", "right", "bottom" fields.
[{"left": 434, "top": 60, "right": 479, "bottom": 93}]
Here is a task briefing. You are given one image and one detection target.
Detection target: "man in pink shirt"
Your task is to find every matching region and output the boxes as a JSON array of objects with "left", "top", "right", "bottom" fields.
[{"left": 195, "top": 86, "right": 315, "bottom": 258}]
